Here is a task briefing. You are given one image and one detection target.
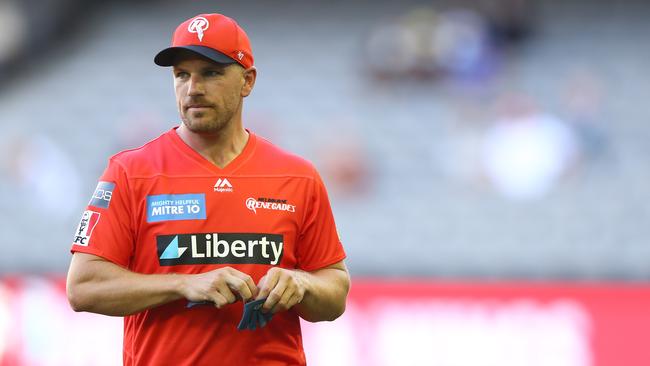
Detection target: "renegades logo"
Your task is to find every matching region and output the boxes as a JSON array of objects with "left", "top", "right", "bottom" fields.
[
  {"left": 245, "top": 197, "right": 296, "bottom": 214},
  {"left": 157, "top": 233, "right": 284, "bottom": 266}
]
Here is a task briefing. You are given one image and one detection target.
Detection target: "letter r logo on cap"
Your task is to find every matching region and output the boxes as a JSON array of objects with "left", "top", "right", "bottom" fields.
[{"left": 188, "top": 17, "right": 209, "bottom": 42}]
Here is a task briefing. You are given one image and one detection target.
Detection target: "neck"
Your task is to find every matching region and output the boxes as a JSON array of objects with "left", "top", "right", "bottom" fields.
[{"left": 176, "top": 122, "right": 249, "bottom": 169}]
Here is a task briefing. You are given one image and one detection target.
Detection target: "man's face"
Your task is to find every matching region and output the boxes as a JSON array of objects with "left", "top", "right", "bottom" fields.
[{"left": 173, "top": 54, "right": 250, "bottom": 134}]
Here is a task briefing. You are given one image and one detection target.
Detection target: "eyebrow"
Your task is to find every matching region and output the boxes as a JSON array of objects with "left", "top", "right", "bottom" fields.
[{"left": 173, "top": 64, "right": 229, "bottom": 72}]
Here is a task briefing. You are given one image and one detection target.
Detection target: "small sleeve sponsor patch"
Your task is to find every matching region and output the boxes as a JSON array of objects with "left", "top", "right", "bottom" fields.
[
  {"left": 89, "top": 181, "right": 115, "bottom": 209},
  {"left": 73, "top": 210, "right": 101, "bottom": 246}
]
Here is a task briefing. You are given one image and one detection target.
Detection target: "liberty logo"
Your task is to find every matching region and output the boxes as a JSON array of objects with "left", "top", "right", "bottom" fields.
[
  {"left": 157, "top": 233, "right": 284, "bottom": 266},
  {"left": 188, "top": 17, "right": 209, "bottom": 42}
]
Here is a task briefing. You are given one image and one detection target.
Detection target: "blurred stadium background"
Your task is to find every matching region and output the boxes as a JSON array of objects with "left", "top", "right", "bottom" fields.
[{"left": 1, "top": 0, "right": 649, "bottom": 365}]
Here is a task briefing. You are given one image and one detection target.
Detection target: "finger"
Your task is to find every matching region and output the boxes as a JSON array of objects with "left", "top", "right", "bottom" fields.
[
  {"left": 225, "top": 277, "right": 253, "bottom": 302},
  {"left": 216, "top": 283, "right": 237, "bottom": 304},
  {"left": 291, "top": 292, "right": 304, "bottom": 307},
  {"left": 227, "top": 269, "right": 259, "bottom": 299},
  {"left": 282, "top": 292, "right": 303, "bottom": 314},
  {"left": 210, "top": 292, "right": 229, "bottom": 309},
  {"left": 271, "top": 285, "right": 295, "bottom": 314},
  {"left": 262, "top": 276, "right": 288, "bottom": 313},
  {"left": 256, "top": 269, "right": 281, "bottom": 300}
]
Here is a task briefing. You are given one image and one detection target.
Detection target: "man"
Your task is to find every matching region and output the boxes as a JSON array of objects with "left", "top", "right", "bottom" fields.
[{"left": 66, "top": 13, "right": 349, "bottom": 366}]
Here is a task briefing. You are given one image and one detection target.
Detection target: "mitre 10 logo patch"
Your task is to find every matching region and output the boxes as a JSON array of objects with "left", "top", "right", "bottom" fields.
[{"left": 157, "top": 233, "right": 284, "bottom": 266}]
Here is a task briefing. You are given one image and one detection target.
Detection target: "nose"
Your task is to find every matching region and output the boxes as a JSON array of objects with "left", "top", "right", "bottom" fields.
[{"left": 187, "top": 74, "right": 205, "bottom": 96}]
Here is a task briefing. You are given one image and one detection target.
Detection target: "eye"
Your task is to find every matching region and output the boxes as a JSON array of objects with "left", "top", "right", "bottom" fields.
[
  {"left": 175, "top": 71, "right": 190, "bottom": 79},
  {"left": 204, "top": 70, "right": 223, "bottom": 77}
]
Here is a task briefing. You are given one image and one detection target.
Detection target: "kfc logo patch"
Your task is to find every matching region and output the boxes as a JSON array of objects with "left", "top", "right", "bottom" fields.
[{"left": 73, "top": 210, "right": 101, "bottom": 246}]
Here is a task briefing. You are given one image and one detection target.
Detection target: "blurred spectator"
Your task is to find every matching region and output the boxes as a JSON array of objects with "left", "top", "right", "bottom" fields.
[
  {"left": 562, "top": 67, "right": 611, "bottom": 165},
  {"left": 480, "top": 93, "right": 580, "bottom": 200},
  {"left": 0, "top": 1, "right": 27, "bottom": 78},
  {"left": 430, "top": 9, "right": 495, "bottom": 82},
  {"left": 0, "top": 0, "right": 91, "bottom": 88},
  {"left": 480, "top": 0, "right": 535, "bottom": 46},
  {"left": 364, "top": 8, "right": 435, "bottom": 80},
  {"left": 316, "top": 134, "right": 372, "bottom": 199},
  {"left": 364, "top": 5, "right": 502, "bottom": 84}
]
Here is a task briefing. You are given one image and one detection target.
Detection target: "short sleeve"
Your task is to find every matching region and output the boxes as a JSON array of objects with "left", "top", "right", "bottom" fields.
[
  {"left": 70, "top": 158, "right": 134, "bottom": 267},
  {"left": 296, "top": 168, "right": 346, "bottom": 272}
]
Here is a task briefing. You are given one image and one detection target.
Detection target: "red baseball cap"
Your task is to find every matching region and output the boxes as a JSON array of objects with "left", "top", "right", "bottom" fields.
[{"left": 154, "top": 13, "right": 253, "bottom": 69}]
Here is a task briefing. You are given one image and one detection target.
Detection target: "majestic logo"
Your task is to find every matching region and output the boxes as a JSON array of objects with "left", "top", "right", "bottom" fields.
[
  {"left": 245, "top": 197, "right": 296, "bottom": 214},
  {"left": 188, "top": 17, "right": 209, "bottom": 42},
  {"left": 157, "top": 233, "right": 284, "bottom": 266},
  {"left": 73, "top": 210, "right": 101, "bottom": 246},
  {"left": 147, "top": 193, "right": 206, "bottom": 223},
  {"left": 89, "top": 181, "right": 115, "bottom": 209},
  {"left": 214, "top": 178, "right": 233, "bottom": 193}
]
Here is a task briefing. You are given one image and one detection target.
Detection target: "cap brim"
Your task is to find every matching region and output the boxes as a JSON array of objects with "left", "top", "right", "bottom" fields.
[{"left": 154, "top": 45, "right": 237, "bottom": 67}]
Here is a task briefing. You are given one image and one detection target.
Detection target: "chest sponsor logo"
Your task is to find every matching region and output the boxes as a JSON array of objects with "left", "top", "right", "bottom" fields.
[
  {"left": 157, "top": 233, "right": 284, "bottom": 266},
  {"left": 245, "top": 197, "right": 296, "bottom": 214},
  {"left": 89, "top": 181, "right": 115, "bottom": 209},
  {"left": 147, "top": 193, "right": 206, "bottom": 222},
  {"left": 214, "top": 178, "right": 233, "bottom": 192},
  {"left": 73, "top": 210, "right": 101, "bottom": 246}
]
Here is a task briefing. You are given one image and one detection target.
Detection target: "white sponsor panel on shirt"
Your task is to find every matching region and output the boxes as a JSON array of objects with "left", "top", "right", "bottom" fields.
[{"left": 72, "top": 210, "right": 101, "bottom": 246}]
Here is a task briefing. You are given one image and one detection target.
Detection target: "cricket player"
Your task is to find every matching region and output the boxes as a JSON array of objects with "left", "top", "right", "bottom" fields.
[{"left": 66, "top": 13, "right": 349, "bottom": 365}]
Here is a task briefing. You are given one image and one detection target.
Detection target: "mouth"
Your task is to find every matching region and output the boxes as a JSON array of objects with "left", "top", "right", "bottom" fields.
[{"left": 185, "top": 104, "right": 213, "bottom": 111}]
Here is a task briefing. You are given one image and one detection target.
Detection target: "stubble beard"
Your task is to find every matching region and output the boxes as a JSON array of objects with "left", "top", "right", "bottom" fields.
[{"left": 181, "top": 108, "right": 235, "bottom": 135}]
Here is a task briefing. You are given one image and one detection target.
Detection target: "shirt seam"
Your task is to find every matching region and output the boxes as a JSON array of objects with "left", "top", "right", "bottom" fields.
[
  {"left": 110, "top": 158, "right": 138, "bottom": 267},
  {"left": 70, "top": 246, "right": 130, "bottom": 268},
  {"left": 299, "top": 253, "right": 347, "bottom": 272}
]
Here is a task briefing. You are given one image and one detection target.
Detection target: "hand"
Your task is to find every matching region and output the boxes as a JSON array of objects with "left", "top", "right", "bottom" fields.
[
  {"left": 181, "top": 267, "right": 258, "bottom": 308},
  {"left": 256, "top": 268, "right": 307, "bottom": 314}
]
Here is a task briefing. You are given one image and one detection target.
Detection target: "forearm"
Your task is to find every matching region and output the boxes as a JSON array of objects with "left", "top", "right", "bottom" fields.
[
  {"left": 67, "top": 254, "right": 185, "bottom": 316},
  {"left": 294, "top": 267, "right": 350, "bottom": 322}
]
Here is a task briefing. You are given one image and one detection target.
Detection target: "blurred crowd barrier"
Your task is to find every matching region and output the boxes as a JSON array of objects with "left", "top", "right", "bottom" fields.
[{"left": 1, "top": 276, "right": 649, "bottom": 366}]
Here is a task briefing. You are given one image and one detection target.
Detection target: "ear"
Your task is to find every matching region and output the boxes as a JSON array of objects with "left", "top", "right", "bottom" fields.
[{"left": 241, "top": 66, "right": 257, "bottom": 97}]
